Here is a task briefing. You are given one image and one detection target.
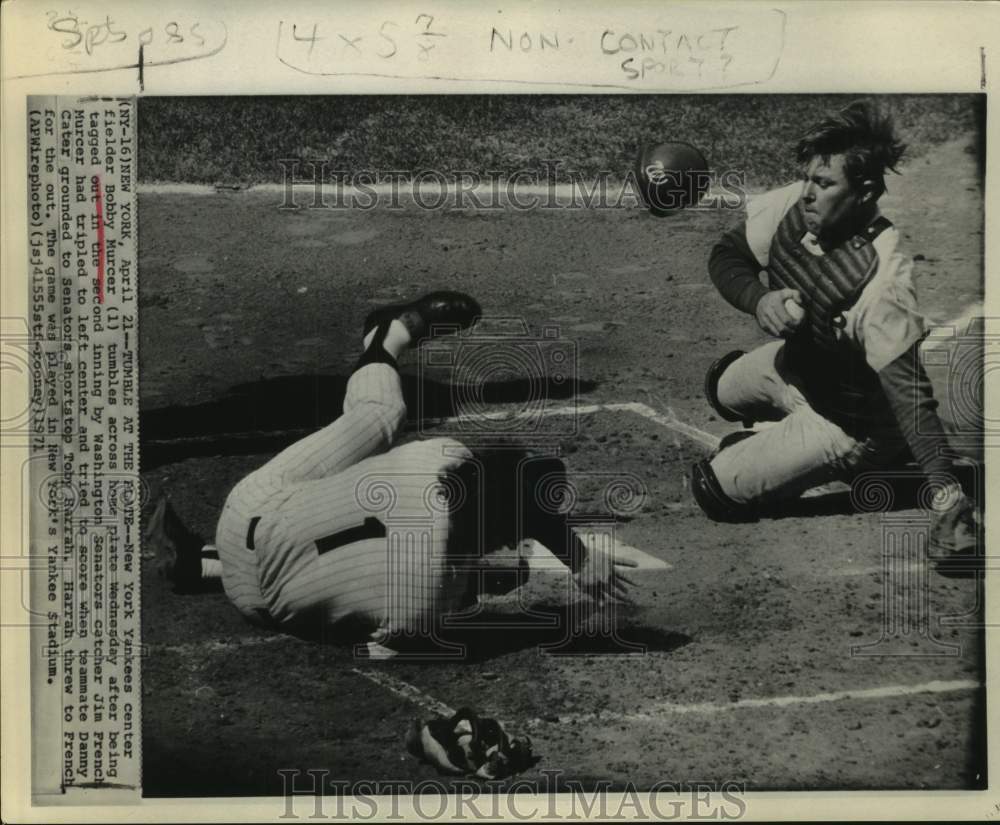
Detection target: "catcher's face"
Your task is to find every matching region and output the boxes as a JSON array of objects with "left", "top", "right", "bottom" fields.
[{"left": 800, "top": 154, "right": 871, "bottom": 241}]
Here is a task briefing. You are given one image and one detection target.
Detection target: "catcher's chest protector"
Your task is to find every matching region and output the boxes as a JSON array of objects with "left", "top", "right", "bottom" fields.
[
  {"left": 766, "top": 202, "right": 895, "bottom": 431},
  {"left": 767, "top": 202, "right": 891, "bottom": 351}
]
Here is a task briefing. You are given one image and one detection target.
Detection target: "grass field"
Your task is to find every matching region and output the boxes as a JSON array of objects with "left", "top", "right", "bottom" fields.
[
  {"left": 137, "top": 94, "right": 983, "bottom": 186},
  {"left": 137, "top": 96, "right": 986, "bottom": 796}
]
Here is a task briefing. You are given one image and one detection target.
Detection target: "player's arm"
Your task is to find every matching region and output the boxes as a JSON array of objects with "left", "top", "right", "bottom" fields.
[
  {"left": 709, "top": 228, "right": 803, "bottom": 336},
  {"left": 527, "top": 512, "right": 636, "bottom": 603},
  {"left": 878, "top": 344, "right": 952, "bottom": 479},
  {"left": 708, "top": 183, "right": 806, "bottom": 336},
  {"left": 854, "top": 246, "right": 948, "bottom": 475},
  {"left": 708, "top": 225, "right": 770, "bottom": 315},
  {"left": 855, "top": 246, "right": 981, "bottom": 556},
  {"left": 877, "top": 346, "right": 980, "bottom": 556}
]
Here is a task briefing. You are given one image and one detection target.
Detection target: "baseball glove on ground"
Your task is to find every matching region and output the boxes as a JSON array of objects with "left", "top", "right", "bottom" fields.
[{"left": 406, "top": 707, "right": 534, "bottom": 779}]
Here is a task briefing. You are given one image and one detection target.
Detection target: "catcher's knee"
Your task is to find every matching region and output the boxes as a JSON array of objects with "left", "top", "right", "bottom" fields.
[
  {"left": 690, "top": 459, "right": 757, "bottom": 523},
  {"left": 704, "top": 350, "right": 750, "bottom": 424}
]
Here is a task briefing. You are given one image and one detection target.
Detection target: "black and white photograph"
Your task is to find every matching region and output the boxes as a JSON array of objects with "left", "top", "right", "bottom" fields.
[
  {"left": 2, "top": 2, "right": 997, "bottom": 822},
  {"left": 134, "top": 91, "right": 987, "bottom": 800}
]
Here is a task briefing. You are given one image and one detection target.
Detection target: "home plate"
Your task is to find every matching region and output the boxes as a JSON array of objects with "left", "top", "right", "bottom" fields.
[{"left": 521, "top": 529, "right": 671, "bottom": 572}]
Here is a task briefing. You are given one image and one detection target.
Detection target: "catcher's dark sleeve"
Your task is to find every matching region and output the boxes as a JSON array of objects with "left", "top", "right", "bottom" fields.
[
  {"left": 878, "top": 342, "right": 953, "bottom": 479},
  {"left": 708, "top": 223, "right": 770, "bottom": 315}
]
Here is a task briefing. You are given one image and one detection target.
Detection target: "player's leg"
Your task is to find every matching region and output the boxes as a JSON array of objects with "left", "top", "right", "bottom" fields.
[
  {"left": 696, "top": 341, "right": 813, "bottom": 520},
  {"left": 700, "top": 407, "right": 854, "bottom": 508},
  {"left": 696, "top": 341, "right": 912, "bottom": 520},
  {"left": 254, "top": 291, "right": 481, "bottom": 488},
  {"left": 691, "top": 405, "right": 905, "bottom": 521},
  {"left": 705, "top": 341, "right": 803, "bottom": 425}
]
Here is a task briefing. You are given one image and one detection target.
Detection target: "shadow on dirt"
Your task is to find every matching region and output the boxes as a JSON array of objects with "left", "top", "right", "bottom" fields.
[
  {"left": 296, "top": 605, "right": 692, "bottom": 663},
  {"left": 438, "top": 614, "right": 692, "bottom": 662},
  {"left": 758, "top": 458, "right": 984, "bottom": 521},
  {"left": 140, "top": 372, "right": 599, "bottom": 469}
]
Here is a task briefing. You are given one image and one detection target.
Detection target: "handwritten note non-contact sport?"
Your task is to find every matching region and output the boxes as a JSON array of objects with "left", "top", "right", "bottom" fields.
[
  {"left": 9, "top": 7, "right": 782, "bottom": 91},
  {"left": 275, "top": 8, "right": 785, "bottom": 90}
]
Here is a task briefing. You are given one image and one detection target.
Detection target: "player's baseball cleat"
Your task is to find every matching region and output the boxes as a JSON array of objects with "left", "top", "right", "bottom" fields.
[
  {"left": 145, "top": 496, "right": 205, "bottom": 593},
  {"left": 704, "top": 350, "right": 751, "bottom": 425},
  {"left": 690, "top": 459, "right": 758, "bottom": 523},
  {"left": 363, "top": 290, "right": 481, "bottom": 343}
]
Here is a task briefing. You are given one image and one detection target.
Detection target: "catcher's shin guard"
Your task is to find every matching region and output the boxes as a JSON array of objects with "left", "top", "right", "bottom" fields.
[
  {"left": 705, "top": 350, "right": 750, "bottom": 424},
  {"left": 690, "top": 459, "right": 757, "bottom": 523}
]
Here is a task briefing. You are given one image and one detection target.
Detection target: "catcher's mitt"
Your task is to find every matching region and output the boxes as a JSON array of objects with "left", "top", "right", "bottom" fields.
[{"left": 406, "top": 707, "right": 534, "bottom": 780}]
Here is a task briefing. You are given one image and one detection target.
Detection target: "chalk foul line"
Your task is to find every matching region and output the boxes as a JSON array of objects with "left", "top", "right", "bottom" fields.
[
  {"left": 351, "top": 667, "right": 456, "bottom": 718},
  {"left": 526, "top": 678, "right": 981, "bottom": 727},
  {"left": 348, "top": 668, "right": 979, "bottom": 731}
]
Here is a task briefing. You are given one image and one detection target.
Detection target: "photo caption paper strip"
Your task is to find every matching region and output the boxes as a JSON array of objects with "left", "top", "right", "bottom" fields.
[{"left": 27, "top": 95, "right": 141, "bottom": 803}]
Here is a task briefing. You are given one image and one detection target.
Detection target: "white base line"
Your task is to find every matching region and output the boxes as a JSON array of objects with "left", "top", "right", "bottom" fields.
[
  {"left": 426, "top": 400, "right": 720, "bottom": 450},
  {"left": 527, "top": 679, "right": 981, "bottom": 727},
  {"left": 351, "top": 667, "right": 456, "bottom": 718},
  {"left": 137, "top": 181, "right": 745, "bottom": 210},
  {"left": 152, "top": 641, "right": 979, "bottom": 728},
  {"left": 349, "top": 668, "right": 979, "bottom": 731},
  {"left": 610, "top": 401, "right": 721, "bottom": 450}
]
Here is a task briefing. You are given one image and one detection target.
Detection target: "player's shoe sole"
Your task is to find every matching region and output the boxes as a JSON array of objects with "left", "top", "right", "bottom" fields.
[{"left": 363, "top": 290, "right": 481, "bottom": 342}]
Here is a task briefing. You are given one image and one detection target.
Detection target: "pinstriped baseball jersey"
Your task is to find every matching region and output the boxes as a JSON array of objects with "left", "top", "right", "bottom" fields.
[{"left": 214, "top": 363, "right": 474, "bottom": 635}]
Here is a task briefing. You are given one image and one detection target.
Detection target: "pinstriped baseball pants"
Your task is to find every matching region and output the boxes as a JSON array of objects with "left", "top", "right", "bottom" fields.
[{"left": 215, "top": 363, "right": 473, "bottom": 636}]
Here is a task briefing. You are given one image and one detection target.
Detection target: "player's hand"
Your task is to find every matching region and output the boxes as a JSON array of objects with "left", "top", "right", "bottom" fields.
[
  {"left": 572, "top": 543, "right": 639, "bottom": 604},
  {"left": 929, "top": 484, "right": 982, "bottom": 566},
  {"left": 755, "top": 288, "right": 804, "bottom": 338}
]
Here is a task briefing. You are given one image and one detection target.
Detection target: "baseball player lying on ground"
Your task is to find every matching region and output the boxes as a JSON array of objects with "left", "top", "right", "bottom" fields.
[
  {"left": 691, "top": 100, "right": 982, "bottom": 574},
  {"left": 147, "top": 291, "right": 637, "bottom": 655}
]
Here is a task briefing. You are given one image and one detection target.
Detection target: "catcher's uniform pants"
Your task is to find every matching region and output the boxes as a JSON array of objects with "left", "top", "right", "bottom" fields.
[
  {"left": 711, "top": 341, "right": 905, "bottom": 504},
  {"left": 215, "top": 363, "right": 473, "bottom": 636}
]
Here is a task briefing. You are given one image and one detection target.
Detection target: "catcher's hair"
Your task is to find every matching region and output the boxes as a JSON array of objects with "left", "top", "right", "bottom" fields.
[{"left": 795, "top": 100, "right": 907, "bottom": 197}]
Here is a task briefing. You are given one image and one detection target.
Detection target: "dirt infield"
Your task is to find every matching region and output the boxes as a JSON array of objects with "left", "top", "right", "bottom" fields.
[{"left": 139, "top": 137, "right": 985, "bottom": 795}]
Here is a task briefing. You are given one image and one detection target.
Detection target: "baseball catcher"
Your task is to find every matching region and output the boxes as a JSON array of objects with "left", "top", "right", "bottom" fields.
[
  {"left": 691, "top": 100, "right": 983, "bottom": 574},
  {"left": 147, "top": 291, "right": 637, "bottom": 655}
]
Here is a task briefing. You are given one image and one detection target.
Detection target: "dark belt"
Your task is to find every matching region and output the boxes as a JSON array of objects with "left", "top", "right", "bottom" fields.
[
  {"left": 246, "top": 516, "right": 261, "bottom": 550},
  {"left": 247, "top": 514, "right": 387, "bottom": 555}
]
